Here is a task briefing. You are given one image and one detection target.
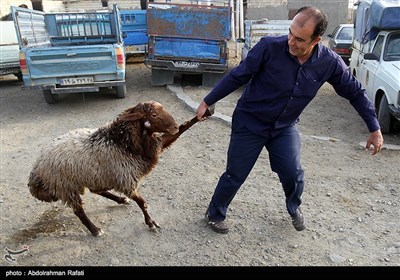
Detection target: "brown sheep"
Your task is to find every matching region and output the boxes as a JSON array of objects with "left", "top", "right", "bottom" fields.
[{"left": 28, "top": 101, "right": 213, "bottom": 236}]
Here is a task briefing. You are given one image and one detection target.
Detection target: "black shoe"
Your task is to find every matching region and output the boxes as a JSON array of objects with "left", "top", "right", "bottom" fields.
[
  {"left": 291, "top": 208, "right": 306, "bottom": 231},
  {"left": 205, "top": 212, "right": 229, "bottom": 234}
]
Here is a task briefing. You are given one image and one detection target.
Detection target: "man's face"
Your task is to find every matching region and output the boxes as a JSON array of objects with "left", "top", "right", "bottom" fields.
[{"left": 288, "top": 14, "right": 321, "bottom": 59}]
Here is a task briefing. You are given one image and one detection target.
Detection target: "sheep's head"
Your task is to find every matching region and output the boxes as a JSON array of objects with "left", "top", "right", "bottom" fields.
[{"left": 119, "top": 101, "right": 179, "bottom": 135}]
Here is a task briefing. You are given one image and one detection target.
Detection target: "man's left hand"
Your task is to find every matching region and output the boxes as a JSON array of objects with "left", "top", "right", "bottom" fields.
[{"left": 366, "top": 130, "right": 384, "bottom": 155}]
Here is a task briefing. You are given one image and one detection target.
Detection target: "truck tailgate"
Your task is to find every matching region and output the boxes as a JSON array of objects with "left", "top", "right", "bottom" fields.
[
  {"left": 121, "top": 9, "right": 148, "bottom": 47},
  {"left": 151, "top": 37, "right": 224, "bottom": 61},
  {"left": 25, "top": 44, "right": 120, "bottom": 80},
  {"left": 147, "top": 3, "right": 230, "bottom": 40}
]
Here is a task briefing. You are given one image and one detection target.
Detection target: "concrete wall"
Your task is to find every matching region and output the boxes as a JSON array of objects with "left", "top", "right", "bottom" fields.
[
  {"left": 63, "top": 0, "right": 142, "bottom": 12},
  {"left": 0, "top": 0, "right": 143, "bottom": 17},
  {"left": 245, "top": 0, "right": 352, "bottom": 37},
  {"left": 2, "top": 0, "right": 354, "bottom": 37},
  {"left": 1, "top": 0, "right": 32, "bottom": 17},
  {"left": 1, "top": 0, "right": 64, "bottom": 16}
]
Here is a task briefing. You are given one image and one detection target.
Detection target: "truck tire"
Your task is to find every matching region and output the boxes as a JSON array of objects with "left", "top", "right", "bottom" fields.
[
  {"left": 377, "top": 94, "right": 392, "bottom": 134},
  {"left": 43, "top": 90, "right": 58, "bottom": 104},
  {"left": 116, "top": 84, "right": 126, "bottom": 99}
]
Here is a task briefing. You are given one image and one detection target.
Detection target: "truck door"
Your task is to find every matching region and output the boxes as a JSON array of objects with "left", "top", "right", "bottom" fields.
[{"left": 362, "top": 34, "right": 384, "bottom": 97}]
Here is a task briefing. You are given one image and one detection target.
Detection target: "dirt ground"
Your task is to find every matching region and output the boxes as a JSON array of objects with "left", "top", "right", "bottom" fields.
[{"left": 1, "top": 50, "right": 399, "bottom": 270}]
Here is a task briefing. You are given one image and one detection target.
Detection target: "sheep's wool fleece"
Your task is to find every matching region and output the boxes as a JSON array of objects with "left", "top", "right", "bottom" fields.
[{"left": 30, "top": 127, "right": 149, "bottom": 205}]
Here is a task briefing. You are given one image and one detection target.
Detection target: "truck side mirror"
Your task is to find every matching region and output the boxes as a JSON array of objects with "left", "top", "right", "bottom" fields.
[
  {"left": 236, "top": 38, "right": 245, "bottom": 43},
  {"left": 364, "top": 53, "right": 379, "bottom": 61},
  {"left": 122, "top": 32, "right": 127, "bottom": 39}
]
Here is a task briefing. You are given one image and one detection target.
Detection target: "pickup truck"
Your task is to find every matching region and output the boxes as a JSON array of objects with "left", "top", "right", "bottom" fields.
[
  {"left": 145, "top": 1, "right": 231, "bottom": 87},
  {"left": 350, "top": 0, "right": 400, "bottom": 133},
  {"left": 11, "top": 4, "right": 126, "bottom": 104},
  {"left": 0, "top": 20, "right": 22, "bottom": 81}
]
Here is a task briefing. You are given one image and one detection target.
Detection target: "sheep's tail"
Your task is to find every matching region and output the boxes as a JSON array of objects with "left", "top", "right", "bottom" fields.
[{"left": 28, "top": 171, "right": 58, "bottom": 203}]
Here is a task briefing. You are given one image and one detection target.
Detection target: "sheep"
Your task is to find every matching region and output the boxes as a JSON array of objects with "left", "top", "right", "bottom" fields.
[{"left": 27, "top": 100, "right": 213, "bottom": 236}]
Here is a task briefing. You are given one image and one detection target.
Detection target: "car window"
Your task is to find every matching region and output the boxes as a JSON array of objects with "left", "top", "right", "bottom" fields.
[
  {"left": 385, "top": 33, "right": 400, "bottom": 61},
  {"left": 337, "top": 27, "right": 353, "bottom": 40},
  {"left": 372, "top": 35, "right": 384, "bottom": 57}
]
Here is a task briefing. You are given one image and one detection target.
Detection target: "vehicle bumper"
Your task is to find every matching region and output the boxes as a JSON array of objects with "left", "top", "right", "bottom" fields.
[
  {"left": 144, "top": 59, "right": 228, "bottom": 74},
  {"left": 0, "top": 65, "right": 21, "bottom": 76},
  {"left": 22, "top": 80, "right": 125, "bottom": 94}
]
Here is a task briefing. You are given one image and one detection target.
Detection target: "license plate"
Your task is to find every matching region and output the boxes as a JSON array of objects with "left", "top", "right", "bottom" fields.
[
  {"left": 0, "top": 68, "right": 19, "bottom": 75},
  {"left": 61, "top": 77, "right": 94, "bottom": 86},
  {"left": 126, "top": 46, "right": 140, "bottom": 52},
  {"left": 172, "top": 61, "right": 200, "bottom": 69}
]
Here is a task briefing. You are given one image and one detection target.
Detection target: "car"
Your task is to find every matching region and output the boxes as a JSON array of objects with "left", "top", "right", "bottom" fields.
[{"left": 327, "top": 23, "right": 354, "bottom": 65}]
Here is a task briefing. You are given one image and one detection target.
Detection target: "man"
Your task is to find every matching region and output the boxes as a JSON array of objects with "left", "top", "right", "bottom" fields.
[{"left": 196, "top": 6, "right": 384, "bottom": 234}]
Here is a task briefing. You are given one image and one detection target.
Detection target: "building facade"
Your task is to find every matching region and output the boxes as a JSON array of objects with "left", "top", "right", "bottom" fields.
[{"left": 2, "top": 0, "right": 355, "bottom": 38}]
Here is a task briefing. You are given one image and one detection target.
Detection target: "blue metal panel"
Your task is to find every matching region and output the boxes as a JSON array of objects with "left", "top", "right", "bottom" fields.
[
  {"left": 154, "top": 38, "right": 221, "bottom": 61},
  {"left": 124, "top": 31, "right": 148, "bottom": 45},
  {"left": 147, "top": 3, "right": 231, "bottom": 40},
  {"left": 120, "top": 10, "right": 146, "bottom": 31}
]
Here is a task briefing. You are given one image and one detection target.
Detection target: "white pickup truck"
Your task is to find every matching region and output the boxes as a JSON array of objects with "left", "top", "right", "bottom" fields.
[
  {"left": 349, "top": 0, "right": 400, "bottom": 133},
  {"left": 0, "top": 20, "right": 22, "bottom": 81}
]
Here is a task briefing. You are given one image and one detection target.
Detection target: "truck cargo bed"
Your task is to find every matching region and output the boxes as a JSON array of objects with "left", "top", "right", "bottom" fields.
[{"left": 11, "top": 4, "right": 126, "bottom": 104}]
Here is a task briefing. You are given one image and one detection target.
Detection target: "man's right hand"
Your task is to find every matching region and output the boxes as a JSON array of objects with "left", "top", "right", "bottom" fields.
[{"left": 196, "top": 100, "right": 210, "bottom": 121}]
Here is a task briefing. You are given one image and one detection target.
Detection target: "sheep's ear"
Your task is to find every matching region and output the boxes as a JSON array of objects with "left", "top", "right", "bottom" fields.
[{"left": 118, "top": 103, "right": 146, "bottom": 122}]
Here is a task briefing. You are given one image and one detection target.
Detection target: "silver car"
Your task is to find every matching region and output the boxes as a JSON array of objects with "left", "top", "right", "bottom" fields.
[{"left": 327, "top": 23, "right": 354, "bottom": 66}]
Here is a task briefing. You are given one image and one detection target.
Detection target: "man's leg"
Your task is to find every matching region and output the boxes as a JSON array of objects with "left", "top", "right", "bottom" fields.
[
  {"left": 266, "top": 126, "right": 304, "bottom": 217},
  {"left": 207, "top": 116, "right": 266, "bottom": 222}
]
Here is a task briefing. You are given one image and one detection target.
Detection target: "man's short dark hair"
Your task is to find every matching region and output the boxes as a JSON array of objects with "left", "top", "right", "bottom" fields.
[{"left": 295, "top": 6, "right": 328, "bottom": 38}]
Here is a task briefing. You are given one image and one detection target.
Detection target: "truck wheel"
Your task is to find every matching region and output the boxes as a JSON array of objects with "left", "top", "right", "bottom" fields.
[
  {"left": 43, "top": 90, "right": 58, "bottom": 104},
  {"left": 377, "top": 94, "right": 392, "bottom": 134},
  {"left": 115, "top": 84, "right": 126, "bottom": 98}
]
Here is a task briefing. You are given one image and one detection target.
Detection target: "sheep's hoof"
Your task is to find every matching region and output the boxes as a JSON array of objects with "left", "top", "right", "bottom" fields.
[
  {"left": 149, "top": 221, "right": 161, "bottom": 231},
  {"left": 92, "top": 228, "right": 104, "bottom": 237},
  {"left": 149, "top": 225, "right": 161, "bottom": 233}
]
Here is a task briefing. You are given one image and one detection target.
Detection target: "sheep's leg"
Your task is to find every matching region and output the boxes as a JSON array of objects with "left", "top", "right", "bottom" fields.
[
  {"left": 130, "top": 193, "right": 160, "bottom": 230},
  {"left": 73, "top": 199, "right": 103, "bottom": 237},
  {"left": 91, "top": 190, "right": 130, "bottom": 204}
]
